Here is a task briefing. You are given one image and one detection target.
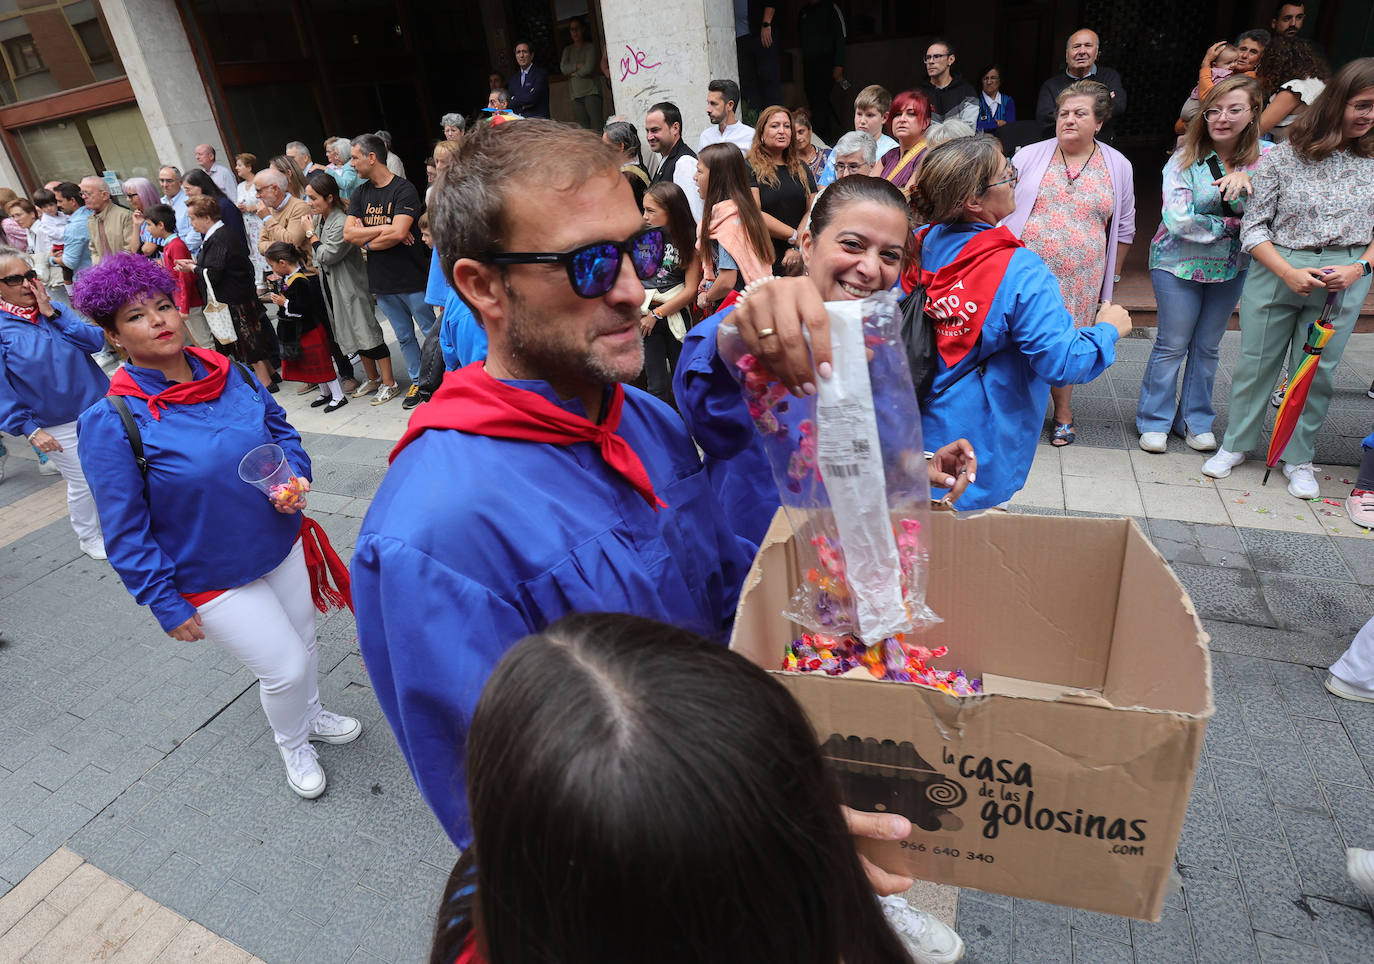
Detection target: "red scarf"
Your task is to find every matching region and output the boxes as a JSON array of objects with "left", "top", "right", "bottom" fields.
[
  {"left": 1, "top": 299, "right": 38, "bottom": 322},
  {"left": 182, "top": 516, "right": 352, "bottom": 613},
  {"left": 392, "top": 363, "right": 665, "bottom": 510},
  {"left": 107, "top": 347, "right": 231, "bottom": 420},
  {"left": 917, "top": 225, "right": 1022, "bottom": 368}
]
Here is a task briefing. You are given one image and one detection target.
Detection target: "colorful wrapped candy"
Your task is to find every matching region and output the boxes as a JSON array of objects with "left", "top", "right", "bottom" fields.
[
  {"left": 268, "top": 476, "right": 308, "bottom": 511},
  {"left": 782, "top": 632, "right": 980, "bottom": 696}
]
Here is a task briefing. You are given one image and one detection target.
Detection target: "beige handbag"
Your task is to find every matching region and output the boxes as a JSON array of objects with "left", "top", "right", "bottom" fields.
[{"left": 201, "top": 272, "right": 237, "bottom": 344}]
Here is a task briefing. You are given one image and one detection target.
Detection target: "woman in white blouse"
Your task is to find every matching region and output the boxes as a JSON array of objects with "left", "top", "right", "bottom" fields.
[
  {"left": 234, "top": 152, "right": 270, "bottom": 288},
  {"left": 1256, "top": 35, "right": 1330, "bottom": 141}
]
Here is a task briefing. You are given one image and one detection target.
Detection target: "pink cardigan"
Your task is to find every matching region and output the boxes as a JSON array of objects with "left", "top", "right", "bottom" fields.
[{"left": 1002, "top": 138, "right": 1135, "bottom": 303}]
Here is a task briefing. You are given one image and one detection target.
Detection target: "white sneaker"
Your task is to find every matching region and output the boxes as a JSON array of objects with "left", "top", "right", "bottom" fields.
[
  {"left": 1283, "top": 462, "right": 1319, "bottom": 500},
  {"left": 370, "top": 383, "right": 400, "bottom": 406},
  {"left": 1347, "top": 848, "right": 1374, "bottom": 900},
  {"left": 351, "top": 377, "right": 381, "bottom": 398},
  {"left": 279, "top": 743, "right": 325, "bottom": 799},
  {"left": 1325, "top": 674, "right": 1374, "bottom": 704},
  {"left": 1186, "top": 432, "right": 1218, "bottom": 452},
  {"left": 1202, "top": 447, "right": 1245, "bottom": 479},
  {"left": 308, "top": 709, "right": 362, "bottom": 745},
  {"left": 38, "top": 457, "right": 59, "bottom": 476},
  {"left": 1138, "top": 432, "right": 1167, "bottom": 454},
  {"left": 79, "top": 538, "right": 107, "bottom": 561},
  {"left": 879, "top": 895, "right": 965, "bottom": 963}
]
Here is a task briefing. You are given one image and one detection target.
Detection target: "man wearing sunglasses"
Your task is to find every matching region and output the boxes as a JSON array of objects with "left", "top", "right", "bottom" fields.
[{"left": 351, "top": 118, "right": 754, "bottom": 849}]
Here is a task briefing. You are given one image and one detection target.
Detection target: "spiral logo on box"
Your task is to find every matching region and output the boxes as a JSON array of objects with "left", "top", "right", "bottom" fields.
[{"left": 926, "top": 779, "right": 966, "bottom": 809}]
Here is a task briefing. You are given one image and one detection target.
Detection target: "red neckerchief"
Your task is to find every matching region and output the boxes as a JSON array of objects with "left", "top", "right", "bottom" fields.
[
  {"left": 1, "top": 299, "right": 38, "bottom": 322},
  {"left": 106, "top": 347, "right": 231, "bottom": 420},
  {"left": 391, "top": 363, "right": 666, "bottom": 510},
  {"left": 917, "top": 224, "right": 1022, "bottom": 368}
]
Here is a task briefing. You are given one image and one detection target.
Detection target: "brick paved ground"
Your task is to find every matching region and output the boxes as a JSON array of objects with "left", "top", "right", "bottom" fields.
[{"left": 0, "top": 329, "right": 1372, "bottom": 961}]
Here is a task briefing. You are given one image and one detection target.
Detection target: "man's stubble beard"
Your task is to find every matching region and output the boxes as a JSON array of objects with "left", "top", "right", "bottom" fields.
[{"left": 503, "top": 280, "right": 645, "bottom": 389}]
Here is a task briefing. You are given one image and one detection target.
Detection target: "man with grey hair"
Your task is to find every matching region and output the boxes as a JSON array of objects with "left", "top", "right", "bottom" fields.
[
  {"left": 285, "top": 141, "right": 325, "bottom": 177},
  {"left": 157, "top": 165, "right": 200, "bottom": 253},
  {"left": 255, "top": 167, "right": 315, "bottom": 271},
  {"left": 80, "top": 175, "right": 135, "bottom": 265},
  {"left": 1034, "top": 28, "right": 1127, "bottom": 141},
  {"left": 375, "top": 130, "right": 406, "bottom": 178},
  {"left": 193, "top": 143, "right": 237, "bottom": 198}
]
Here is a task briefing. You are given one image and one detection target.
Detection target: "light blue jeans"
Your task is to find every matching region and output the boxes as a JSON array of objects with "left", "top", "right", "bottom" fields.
[
  {"left": 375, "top": 290, "right": 435, "bottom": 382},
  {"left": 1136, "top": 269, "right": 1246, "bottom": 436}
]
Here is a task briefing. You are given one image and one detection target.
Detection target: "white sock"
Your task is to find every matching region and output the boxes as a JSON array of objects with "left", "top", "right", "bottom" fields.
[{"left": 324, "top": 378, "right": 344, "bottom": 402}]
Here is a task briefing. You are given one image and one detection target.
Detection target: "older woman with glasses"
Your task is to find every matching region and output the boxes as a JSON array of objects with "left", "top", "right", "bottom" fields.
[
  {"left": 0, "top": 246, "right": 108, "bottom": 557},
  {"left": 1137, "top": 77, "right": 1266, "bottom": 455}
]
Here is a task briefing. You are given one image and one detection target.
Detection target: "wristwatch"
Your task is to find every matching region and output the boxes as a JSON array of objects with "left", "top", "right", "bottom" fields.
[
  {"left": 762, "top": 21, "right": 772, "bottom": 27},
  {"left": 1357, "top": 259, "right": 1372, "bottom": 277}
]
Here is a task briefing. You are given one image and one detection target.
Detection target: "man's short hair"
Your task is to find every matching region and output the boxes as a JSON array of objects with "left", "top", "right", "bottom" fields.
[
  {"left": 200, "top": 145, "right": 216, "bottom": 159},
  {"left": 430, "top": 119, "right": 620, "bottom": 311},
  {"left": 80, "top": 176, "right": 108, "bottom": 195},
  {"left": 1273, "top": 1, "right": 1303, "bottom": 17},
  {"left": 159, "top": 165, "right": 183, "bottom": 181},
  {"left": 1237, "top": 27, "right": 1272, "bottom": 47},
  {"left": 54, "top": 181, "right": 81, "bottom": 202},
  {"left": 353, "top": 133, "right": 389, "bottom": 161},
  {"left": 186, "top": 195, "right": 219, "bottom": 219},
  {"left": 707, "top": 79, "right": 741, "bottom": 111},
  {"left": 831, "top": 130, "right": 877, "bottom": 164},
  {"left": 514, "top": 38, "right": 531, "bottom": 51},
  {"left": 144, "top": 203, "right": 177, "bottom": 232},
  {"left": 928, "top": 37, "right": 956, "bottom": 57},
  {"left": 257, "top": 168, "right": 289, "bottom": 192},
  {"left": 491, "top": 88, "right": 510, "bottom": 105},
  {"left": 647, "top": 101, "right": 682, "bottom": 130},
  {"left": 286, "top": 141, "right": 311, "bottom": 157},
  {"left": 854, "top": 84, "right": 892, "bottom": 115}
]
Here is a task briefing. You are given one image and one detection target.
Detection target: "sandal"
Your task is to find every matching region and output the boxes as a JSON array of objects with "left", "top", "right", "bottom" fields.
[{"left": 1051, "top": 421, "right": 1076, "bottom": 447}]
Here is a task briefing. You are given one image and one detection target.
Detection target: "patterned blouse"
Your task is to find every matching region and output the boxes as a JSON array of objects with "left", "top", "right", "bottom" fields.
[
  {"left": 1240, "top": 140, "right": 1374, "bottom": 253},
  {"left": 1149, "top": 147, "right": 1268, "bottom": 282}
]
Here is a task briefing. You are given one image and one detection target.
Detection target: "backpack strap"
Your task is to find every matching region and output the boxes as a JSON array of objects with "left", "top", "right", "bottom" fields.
[
  {"left": 1205, "top": 155, "right": 1238, "bottom": 218},
  {"left": 108, "top": 396, "right": 148, "bottom": 477},
  {"left": 233, "top": 360, "right": 257, "bottom": 390}
]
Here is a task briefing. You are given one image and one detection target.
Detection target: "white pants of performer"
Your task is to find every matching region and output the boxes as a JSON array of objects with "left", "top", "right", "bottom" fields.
[
  {"left": 1332, "top": 615, "right": 1374, "bottom": 691},
  {"left": 196, "top": 541, "right": 321, "bottom": 752},
  {"left": 44, "top": 420, "right": 101, "bottom": 544}
]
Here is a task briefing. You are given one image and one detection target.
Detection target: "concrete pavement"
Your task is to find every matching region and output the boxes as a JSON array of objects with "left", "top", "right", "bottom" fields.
[{"left": 1, "top": 329, "right": 1372, "bottom": 961}]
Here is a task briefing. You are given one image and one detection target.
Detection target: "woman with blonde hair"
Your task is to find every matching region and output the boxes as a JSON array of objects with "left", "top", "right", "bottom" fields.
[
  {"left": 270, "top": 154, "right": 309, "bottom": 201},
  {"left": 747, "top": 106, "right": 817, "bottom": 273},
  {"left": 1137, "top": 76, "right": 1266, "bottom": 454},
  {"left": 694, "top": 144, "right": 774, "bottom": 312}
]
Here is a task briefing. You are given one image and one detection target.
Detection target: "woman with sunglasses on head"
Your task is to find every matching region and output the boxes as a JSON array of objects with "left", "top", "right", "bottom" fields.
[
  {"left": 72, "top": 253, "right": 360, "bottom": 799},
  {"left": 1137, "top": 77, "right": 1267, "bottom": 455},
  {"left": 0, "top": 247, "right": 108, "bottom": 556},
  {"left": 674, "top": 176, "right": 978, "bottom": 549},
  {"left": 722, "top": 138, "right": 1129, "bottom": 512},
  {"left": 1203, "top": 58, "right": 1374, "bottom": 504}
]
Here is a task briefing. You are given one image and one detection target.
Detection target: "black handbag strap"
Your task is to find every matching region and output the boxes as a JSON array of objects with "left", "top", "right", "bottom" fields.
[
  {"left": 1205, "top": 155, "right": 1239, "bottom": 218},
  {"left": 108, "top": 361, "right": 257, "bottom": 478}
]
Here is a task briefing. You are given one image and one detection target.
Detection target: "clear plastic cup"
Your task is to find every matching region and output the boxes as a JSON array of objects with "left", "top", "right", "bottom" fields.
[{"left": 237, "top": 443, "right": 306, "bottom": 509}]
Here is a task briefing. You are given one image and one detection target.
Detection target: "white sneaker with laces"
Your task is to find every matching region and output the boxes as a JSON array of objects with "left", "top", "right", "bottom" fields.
[
  {"left": 1201, "top": 447, "right": 1244, "bottom": 479},
  {"left": 1347, "top": 848, "right": 1374, "bottom": 900},
  {"left": 1138, "top": 432, "right": 1167, "bottom": 453},
  {"left": 1283, "top": 462, "right": 1319, "bottom": 500},
  {"left": 309, "top": 709, "right": 362, "bottom": 745},
  {"left": 351, "top": 377, "right": 381, "bottom": 398},
  {"left": 371, "top": 383, "right": 400, "bottom": 406},
  {"left": 279, "top": 743, "right": 326, "bottom": 798},
  {"left": 879, "top": 895, "right": 965, "bottom": 963},
  {"left": 80, "top": 538, "right": 106, "bottom": 561},
  {"left": 1186, "top": 431, "right": 1217, "bottom": 452}
]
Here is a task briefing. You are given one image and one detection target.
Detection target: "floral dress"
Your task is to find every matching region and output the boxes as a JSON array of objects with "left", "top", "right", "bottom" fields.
[{"left": 1019, "top": 149, "right": 1113, "bottom": 328}]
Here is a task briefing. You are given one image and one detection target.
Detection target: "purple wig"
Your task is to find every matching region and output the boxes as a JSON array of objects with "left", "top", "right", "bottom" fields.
[
  {"left": 121, "top": 176, "right": 160, "bottom": 213},
  {"left": 70, "top": 252, "right": 179, "bottom": 332}
]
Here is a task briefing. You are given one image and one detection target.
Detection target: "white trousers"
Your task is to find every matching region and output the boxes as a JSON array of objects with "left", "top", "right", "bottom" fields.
[
  {"left": 1332, "top": 615, "right": 1374, "bottom": 691},
  {"left": 44, "top": 420, "right": 101, "bottom": 544},
  {"left": 196, "top": 541, "right": 322, "bottom": 751}
]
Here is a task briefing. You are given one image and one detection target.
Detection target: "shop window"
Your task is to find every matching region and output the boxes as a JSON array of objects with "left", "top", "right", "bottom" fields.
[{"left": 3, "top": 36, "right": 44, "bottom": 79}]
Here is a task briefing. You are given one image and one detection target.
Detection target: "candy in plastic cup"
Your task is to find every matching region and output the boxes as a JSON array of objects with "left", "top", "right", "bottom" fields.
[{"left": 238, "top": 443, "right": 306, "bottom": 509}]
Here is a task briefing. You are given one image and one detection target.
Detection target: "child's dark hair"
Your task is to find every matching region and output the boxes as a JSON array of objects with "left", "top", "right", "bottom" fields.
[
  {"left": 264, "top": 241, "right": 300, "bottom": 264},
  {"left": 143, "top": 204, "right": 177, "bottom": 233},
  {"left": 431, "top": 612, "right": 913, "bottom": 964},
  {"left": 644, "top": 181, "right": 697, "bottom": 264},
  {"left": 32, "top": 188, "right": 56, "bottom": 208}
]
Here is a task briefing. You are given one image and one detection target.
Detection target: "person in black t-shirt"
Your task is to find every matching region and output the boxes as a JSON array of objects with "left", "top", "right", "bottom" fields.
[{"left": 344, "top": 133, "right": 434, "bottom": 407}]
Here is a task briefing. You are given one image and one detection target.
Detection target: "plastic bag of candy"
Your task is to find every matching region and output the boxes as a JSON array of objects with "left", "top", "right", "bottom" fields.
[{"left": 720, "top": 291, "right": 939, "bottom": 642}]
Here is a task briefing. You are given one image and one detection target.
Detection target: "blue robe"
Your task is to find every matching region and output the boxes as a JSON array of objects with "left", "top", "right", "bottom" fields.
[
  {"left": 920, "top": 221, "right": 1119, "bottom": 509},
  {"left": 0, "top": 303, "right": 108, "bottom": 437},
  {"left": 674, "top": 305, "right": 780, "bottom": 547},
  {"left": 77, "top": 354, "right": 310, "bottom": 631},
  {"left": 351, "top": 378, "right": 754, "bottom": 847}
]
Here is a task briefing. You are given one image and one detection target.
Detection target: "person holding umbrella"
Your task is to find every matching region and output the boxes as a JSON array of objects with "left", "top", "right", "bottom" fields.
[{"left": 1202, "top": 58, "right": 1374, "bottom": 497}]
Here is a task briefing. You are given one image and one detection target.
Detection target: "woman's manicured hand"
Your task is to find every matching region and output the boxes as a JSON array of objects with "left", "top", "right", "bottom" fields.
[
  {"left": 728, "top": 276, "right": 832, "bottom": 397},
  {"left": 929, "top": 439, "right": 977, "bottom": 504}
]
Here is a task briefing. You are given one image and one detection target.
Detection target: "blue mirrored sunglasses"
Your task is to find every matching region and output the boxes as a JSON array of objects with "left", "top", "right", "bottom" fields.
[{"left": 481, "top": 227, "right": 665, "bottom": 298}]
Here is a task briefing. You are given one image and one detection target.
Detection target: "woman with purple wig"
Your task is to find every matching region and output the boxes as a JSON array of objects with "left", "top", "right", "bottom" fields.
[
  {"left": 73, "top": 253, "right": 362, "bottom": 800},
  {"left": 122, "top": 177, "right": 162, "bottom": 259}
]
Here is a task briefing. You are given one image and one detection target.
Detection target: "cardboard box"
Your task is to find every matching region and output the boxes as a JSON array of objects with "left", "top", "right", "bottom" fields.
[{"left": 730, "top": 510, "right": 1212, "bottom": 921}]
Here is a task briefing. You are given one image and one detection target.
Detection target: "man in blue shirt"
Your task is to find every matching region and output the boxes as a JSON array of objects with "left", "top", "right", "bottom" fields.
[
  {"left": 157, "top": 166, "right": 201, "bottom": 254},
  {"left": 55, "top": 182, "right": 92, "bottom": 282}
]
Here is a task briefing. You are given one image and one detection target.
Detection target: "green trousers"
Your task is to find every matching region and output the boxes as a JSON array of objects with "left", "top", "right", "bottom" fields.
[{"left": 1221, "top": 244, "right": 1372, "bottom": 465}]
